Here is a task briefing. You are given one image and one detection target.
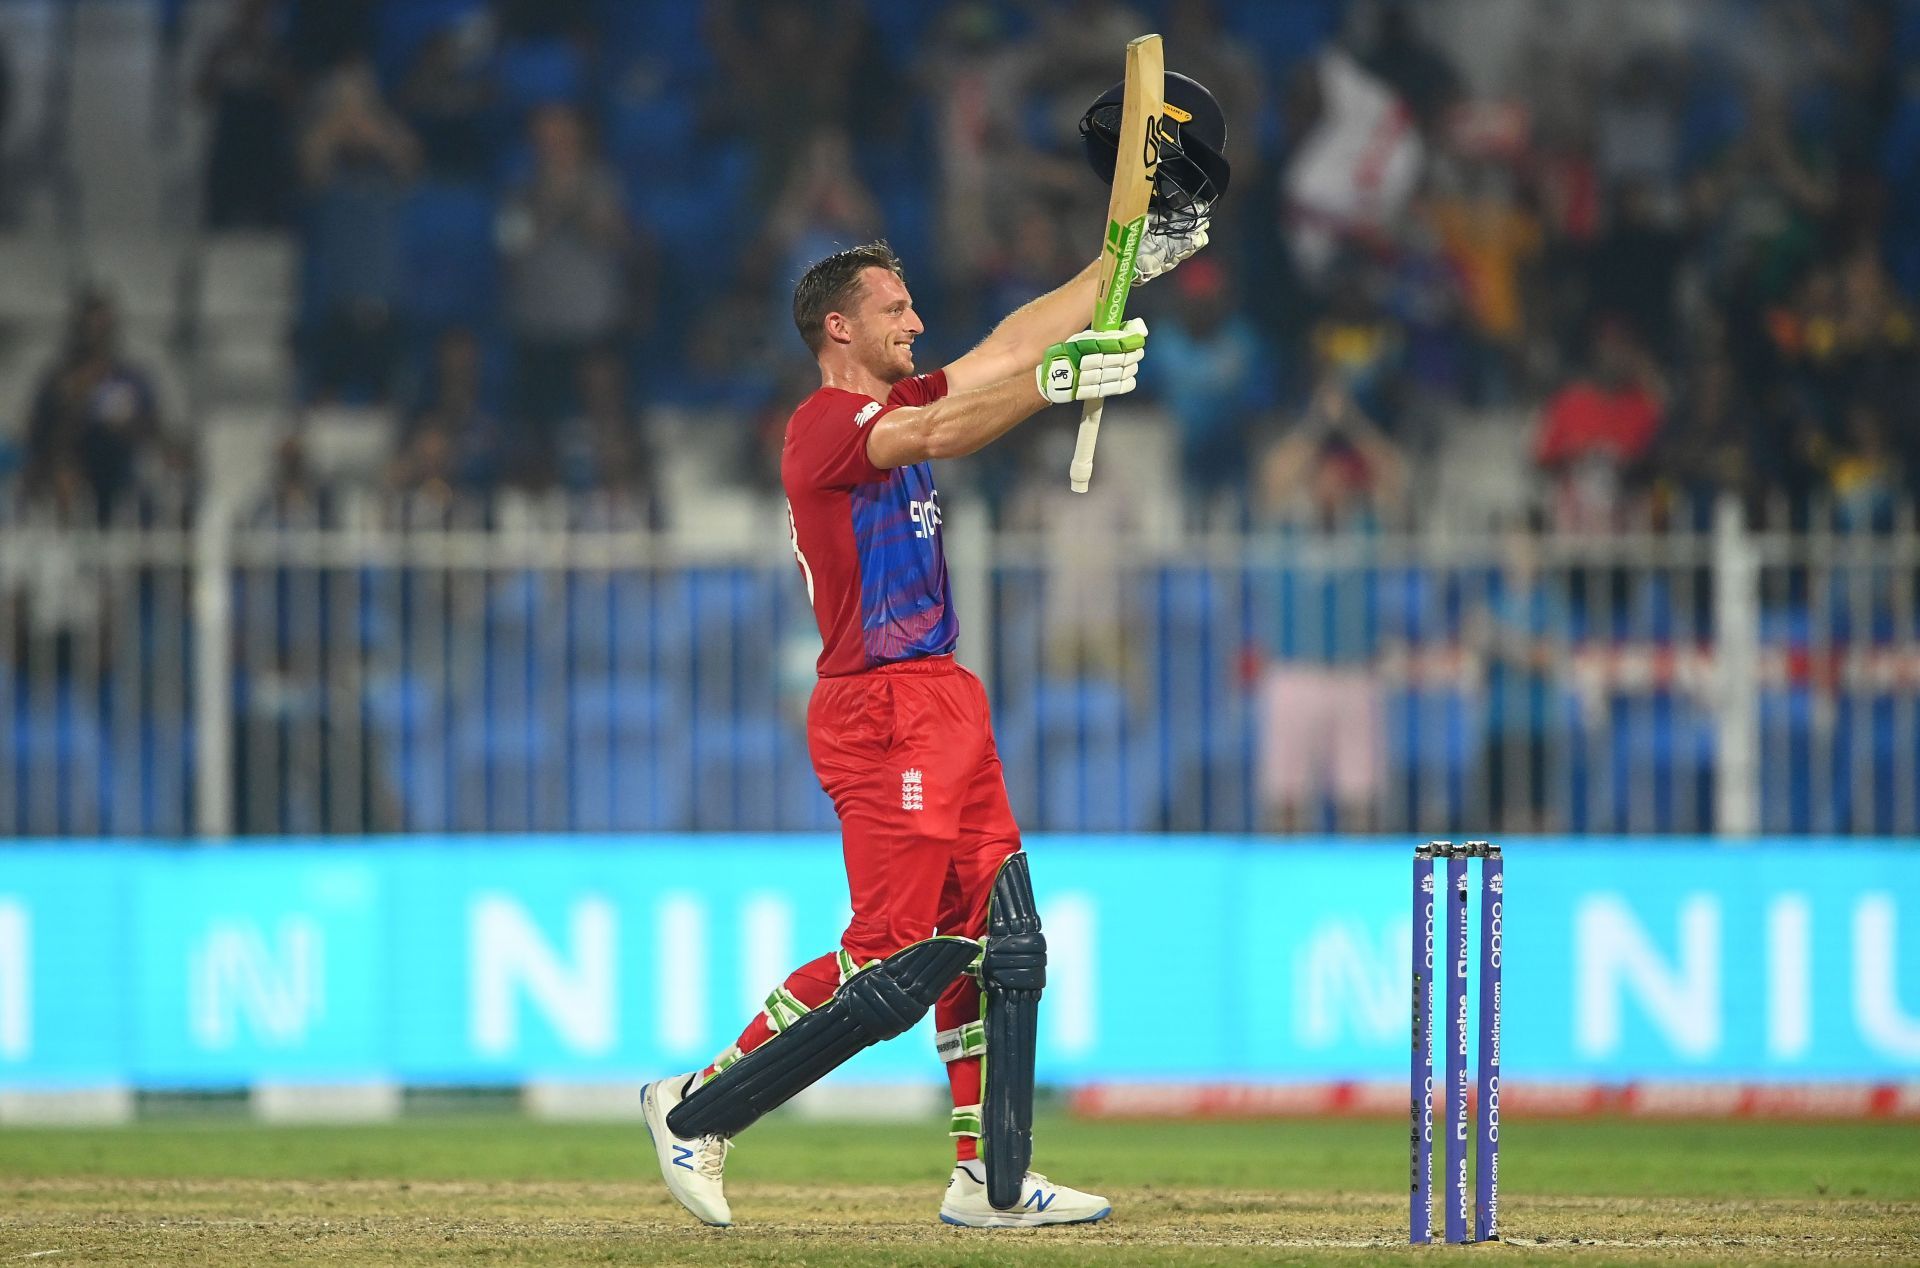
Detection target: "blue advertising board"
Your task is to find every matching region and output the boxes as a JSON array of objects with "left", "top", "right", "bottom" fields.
[{"left": 0, "top": 838, "right": 1916, "bottom": 1088}]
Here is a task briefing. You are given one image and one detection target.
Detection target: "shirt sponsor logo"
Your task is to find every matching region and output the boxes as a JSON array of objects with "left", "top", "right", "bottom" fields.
[
  {"left": 909, "top": 491, "right": 942, "bottom": 540},
  {"left": 854, "top": 401, "right": 882, "bottom": 427}
]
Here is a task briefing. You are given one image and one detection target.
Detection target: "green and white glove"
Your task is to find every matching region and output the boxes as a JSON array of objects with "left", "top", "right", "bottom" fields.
[
  {"left": 1133, "top": 205, "right": 1211, "bottom": 285},
  {"left": 1036, "top": 317, "right": 1148, "bottom": 404}
]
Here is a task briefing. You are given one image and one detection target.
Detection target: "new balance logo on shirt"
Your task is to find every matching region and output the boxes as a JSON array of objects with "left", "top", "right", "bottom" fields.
[{"left": 901, "top": 768, "right": 924, "bottom": 811}]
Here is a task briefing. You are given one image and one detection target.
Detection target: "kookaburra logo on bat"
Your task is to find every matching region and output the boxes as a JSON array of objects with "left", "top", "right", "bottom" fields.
[{"left": 1145, "top": 100, "right": 1192, "bottom": 176}]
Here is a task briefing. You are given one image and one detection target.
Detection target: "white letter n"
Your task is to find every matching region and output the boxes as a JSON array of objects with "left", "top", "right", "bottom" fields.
[
  {"left": 1576, "top": 895, "right": 1720, "bottom": 1060},
  {"left": 470, "top": 895, "right": 616, "bottom": 1056}
]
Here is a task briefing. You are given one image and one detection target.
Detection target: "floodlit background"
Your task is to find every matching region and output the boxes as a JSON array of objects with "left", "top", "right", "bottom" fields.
[{"left": 0, "top": 0, "right": 1915, "bottom": 1118}]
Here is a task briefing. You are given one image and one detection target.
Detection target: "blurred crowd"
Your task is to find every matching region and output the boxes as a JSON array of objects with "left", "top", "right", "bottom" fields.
[{"left": 11, "top": 0, "right": 1920, "bottom": 529}]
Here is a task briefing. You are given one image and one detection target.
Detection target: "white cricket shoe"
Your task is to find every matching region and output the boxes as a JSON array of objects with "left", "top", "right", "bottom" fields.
[
  {"left": 939, "top": 1160, "right": 1111, "bottom": 1228},
  {"left": 641, "top": 1072, "right": 733, "bottom": 1227}
]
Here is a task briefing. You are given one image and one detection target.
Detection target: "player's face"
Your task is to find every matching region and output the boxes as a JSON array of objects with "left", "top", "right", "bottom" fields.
[{"left": 851, "top": 268, "right": 923, "bottom": 383}]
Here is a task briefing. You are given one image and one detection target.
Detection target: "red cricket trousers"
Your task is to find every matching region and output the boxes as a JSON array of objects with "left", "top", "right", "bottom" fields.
[
  {"left": 809, "top": 654, "right": 1022, "bottom": 961},
  {"left": 706, "top": 655, "right": 1020, "bottom": 1158}
]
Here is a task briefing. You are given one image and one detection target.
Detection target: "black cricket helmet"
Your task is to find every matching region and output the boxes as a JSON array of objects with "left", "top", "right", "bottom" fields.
[{"left": 1080, "top": 70, "right": 1231, "bottom": 232}]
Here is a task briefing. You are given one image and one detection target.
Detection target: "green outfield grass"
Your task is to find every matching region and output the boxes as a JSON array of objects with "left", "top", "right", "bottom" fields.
[{"left": 1, "top": 1115, "right": 1915, "bottom": 1265}]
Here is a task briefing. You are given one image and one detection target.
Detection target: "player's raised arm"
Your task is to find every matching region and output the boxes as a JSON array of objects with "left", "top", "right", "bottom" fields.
[
  {"left": 941, "top": 214, "right": 1206, "bottom": 398},
  {"left": 867, "top": 321, "right": 1148, "bottom": 469},
  {"left": 942, "top": 259, "right": 1104, "bottom": 395}
]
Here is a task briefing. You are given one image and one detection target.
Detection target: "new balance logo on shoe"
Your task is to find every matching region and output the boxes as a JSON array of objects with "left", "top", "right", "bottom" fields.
[
  {"left": 672, "top": 1145, "right": 695, "bottom": 1171},
  {"left": 1024, "top": 1188, "right": 1055, "bottom": 1212},
  {"left": 901, "top": 768, "right": 924, "bottom": 811}
]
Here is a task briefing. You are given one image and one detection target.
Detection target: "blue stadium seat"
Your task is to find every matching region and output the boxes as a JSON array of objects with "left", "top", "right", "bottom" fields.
[
  {"left": 623, "top": 143, "right": 753, "bottom": 262},
  {"left": 1606, "top": 692, "right": 1715, "bottom": 832},
  {"left": 10, "top": 688, "right": 105, "bottom": 834},
  {"left": 365, "top": 672, "right": 453, "bottom": 831},
  {"left": 685, "top": 568, "right": 779, "bottom": 657},
  {"left": 399, "top": 183, "right": 499, "bottom": 330},
  {"left": 691, "top": 713, "right": 793, "bottom": 830},
  {"left": 611, "top": 753, "right": 695, "bottom": 830},
  {"left": 568, "top": 675, "right": 675, "bottom": 737},
  {"left": 568, "top": 678, "right": 692, "bottom": 830},
  {"left": 605, "top": 91, "right": 699, "bottom": 172},
  {"left": 1386, "top": 685, "right": 1473, "bottom": 830},
  {"left": 1226, "top": 0, "right": 1342, "bottom": 72},
  {"left": 862, "top": 2, "right": 939, "bottom": 63},
  {"left": 493, "top": 38, "right": 587, "bottom": 115},
  {"left": 374, "top": 0, "right": 486, "bottom": 87},
  {"left": 593, "top": 0, "right": 710, "bottom": 80},
  {"left": 1758, "top": 685, "right": 1816, "bottom": 833},
  {"left": 1003, "top": 678, "right": 1149, "bottom": 831}
]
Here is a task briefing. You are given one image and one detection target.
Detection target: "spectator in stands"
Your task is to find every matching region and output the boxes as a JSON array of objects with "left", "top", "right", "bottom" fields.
[
  {"left": 1474, "top": 513, "right": 1566, "bottom": 833},
  {"left": 1428, "top": 158, "right": 1542, "bottom": 405},
  {"left": 390, "top": 424, "right": 458, "bottom": 511},
  {"left": 496, "top": 0, "right": 590, "bottom": 42},
  {"left": 498, "top": 103, "right": 640, "bottom": 448},
  {"left": 919, "top": 3, "right": 1010, "bottom": 322},
  {"left": 1388, "top": 195, "right": 1470, "bottom": 404},
  {"left": 706, "top": 0, "right": 868, "bottom": 206},
  {"left": 1807, "top": 398, "right": 1904, "bottom": 532},
  {"left": 196, "top": 0, "right": 294, "bottom": 229},
  {"left": 1691, "top": 84, "right": 1838, "bottom": 305},
  {"left": 397, "top": 18, "right": 497, "bottom": 183},
  {"left": 1251, "top": 382, "right": 1407, "bottom": 833},
  {"left": 557, "top": 349, "right": 656, "bottom": 515},
  {"left": 297, "top": 58, "right": 420, "bottom": 403},
  {"left": 24, "top": 290, "right": 164, "bottom": 518},
  {"left": 402, "top": 327, "right": 504, "bottom": 492},
  {"left": 989, "top": 2, "right": 1149, "bottom": 227},
  {"left": 1350, "top": 0, "right": 1461, "bottom": 137},
  {"left": 1152, "top": 257, "right": 1276, "bottom": 525},
  {"left": 1831, "top": 247, "right": 1918, "bottom": 394},
  {"left": 1533, "top": 318, "right": 1666, "bottom": 532},
  {"left": 1586, "top": 178, "right": 1689, "bottom": 359},
  {"left": 1656, "top": 344, "right": 1761, "bottom": 521},
  {"left": 967, "top": 203, "right": 1074, "bottom": 513},
  {"left": 261, "top": 432, "right": 328, "bottom": 522},
  {"left": 1308, "top": 259, "right": 1404, "bottom": 434},
  {"left": 1594, "top": 50, "right": 1679, "bottom": 198},
  {"left": 760, "top": 128, "right": 883, "bottom": 304},
  {"left": 1160, "top": 0, "right": 1265, "bottom": 245},
  {"left": 4, "top": 456, "right": 105, "bottom": 678},
  {"left": 281, "top": 0, "right": 376, "bottom": 81}
]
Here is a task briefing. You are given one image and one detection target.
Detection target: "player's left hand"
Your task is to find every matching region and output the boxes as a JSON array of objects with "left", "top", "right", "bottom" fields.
[
  {"left": 1037, "top": 318, "right": 1148, "bottom": 403},
  {"left": 1133, "top": 205, "right": 1210, "bottom": 285}
]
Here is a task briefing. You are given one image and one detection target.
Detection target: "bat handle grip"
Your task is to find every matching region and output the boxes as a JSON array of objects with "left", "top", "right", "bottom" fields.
[{"left": 1069, "top": 399, "right": 1104, "bottom": 493}]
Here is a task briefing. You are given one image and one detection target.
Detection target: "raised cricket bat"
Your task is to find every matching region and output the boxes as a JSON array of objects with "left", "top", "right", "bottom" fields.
[{"left": 1068, "top": 33, "right": 1164, "bottom": 494}]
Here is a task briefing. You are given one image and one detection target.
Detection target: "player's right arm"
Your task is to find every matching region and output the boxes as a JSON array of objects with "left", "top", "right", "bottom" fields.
[
  {"left": 865, "top": 325, "right": 1148, "bottom": 470},
  {"left": 865, "top": 372, "right": 1050, "bottom": 469}
]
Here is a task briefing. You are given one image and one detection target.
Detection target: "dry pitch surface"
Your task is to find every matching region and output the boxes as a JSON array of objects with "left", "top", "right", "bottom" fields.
[{"left": 1, "top": 1116, "right": 1916, "bottom": 1265}]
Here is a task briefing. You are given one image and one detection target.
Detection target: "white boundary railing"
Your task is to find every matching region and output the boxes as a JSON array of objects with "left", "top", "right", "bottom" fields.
[{"left": 4, "top": 493, "right": 1919, "bottom": 837}]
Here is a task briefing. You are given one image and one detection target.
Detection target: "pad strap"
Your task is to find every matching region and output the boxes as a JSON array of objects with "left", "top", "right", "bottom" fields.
[
  {"left": 765, "top": 985, "right": 811, "bottom": 1033},
  {"left": 949, "top": 1103, "right": 982, "bottom": 1138},
  {"left": 936, "top": 1020, "right": 986, "bottom": 1063}
]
